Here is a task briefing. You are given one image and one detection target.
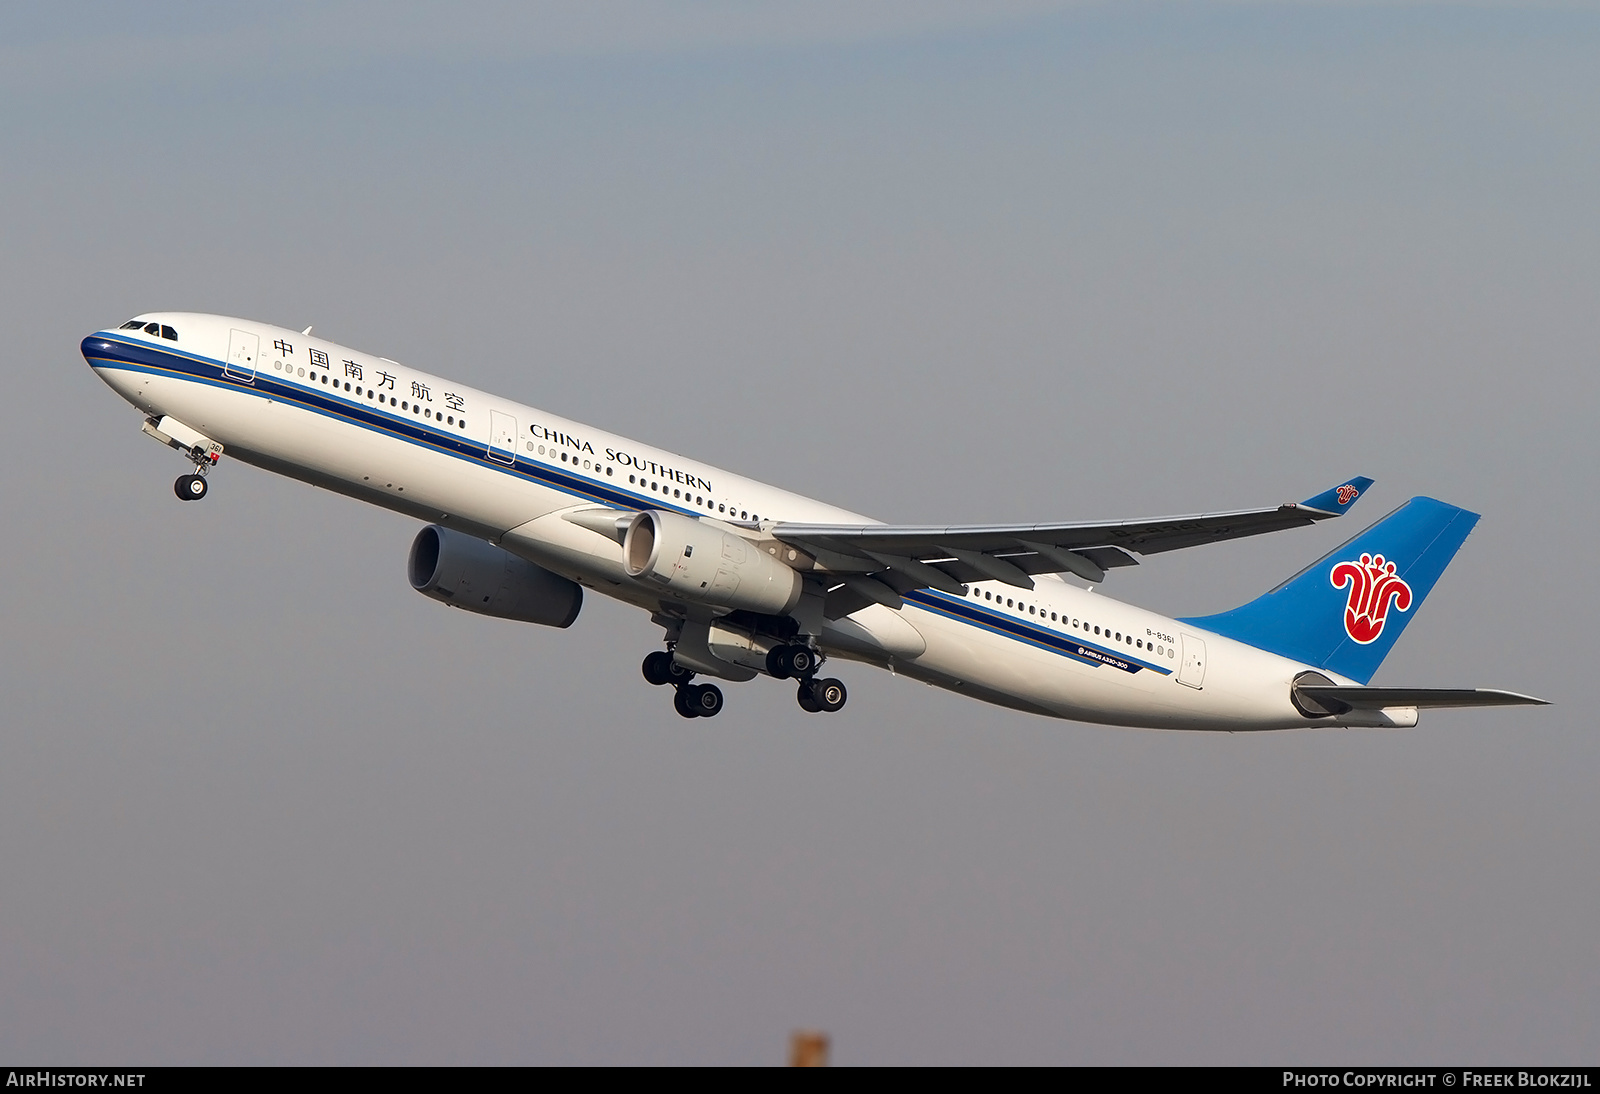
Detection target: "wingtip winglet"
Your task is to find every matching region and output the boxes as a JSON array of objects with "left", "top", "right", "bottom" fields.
[{"left": 1299, "top": 475, "right": 1375, "bottom": 516}]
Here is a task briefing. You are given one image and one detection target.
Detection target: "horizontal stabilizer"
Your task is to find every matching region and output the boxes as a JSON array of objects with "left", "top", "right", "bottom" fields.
[{"left": 1294, "top": 684, "right": 1548, "bottom": 716}]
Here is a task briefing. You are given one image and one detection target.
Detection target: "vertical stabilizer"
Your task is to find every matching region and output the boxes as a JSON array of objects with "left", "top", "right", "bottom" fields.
[{"left": 1179, "top": 497, "right": 1479, "bottom": 684}]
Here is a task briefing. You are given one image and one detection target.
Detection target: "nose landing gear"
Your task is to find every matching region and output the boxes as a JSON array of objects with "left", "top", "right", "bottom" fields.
[
  {"left": 174, "top": 473, "right": 209, "bottom": 501},
  {"left": 142, "top": 417, "right": 223, "bottom": 502}
]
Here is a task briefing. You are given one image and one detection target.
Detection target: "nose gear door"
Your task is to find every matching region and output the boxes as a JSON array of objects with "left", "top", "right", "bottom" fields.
[{"left": 225, "top": 329, "right": 258, "bottom": 383}]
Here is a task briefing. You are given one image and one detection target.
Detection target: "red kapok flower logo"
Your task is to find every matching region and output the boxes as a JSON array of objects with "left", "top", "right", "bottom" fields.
[{"left": 1330, "top": 553, "right": 1413, "bottom": 644}]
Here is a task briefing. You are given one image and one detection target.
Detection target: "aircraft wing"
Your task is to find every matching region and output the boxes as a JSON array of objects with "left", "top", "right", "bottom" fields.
[{"left": 770, "top": 477, "right": 1374, "bottom": 611}]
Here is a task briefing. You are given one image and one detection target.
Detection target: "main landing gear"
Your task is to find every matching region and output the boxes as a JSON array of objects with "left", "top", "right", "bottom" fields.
[
  {"left": 796, "top": 676, "right": 848, "bottom": 714},
  {"left": 641, "top": 644, "right": 848, "bottom": 719},
  {"left": 767, "top": 642, "right": 848, "bottom": 715},
  {"left": 642, "top": 650, "right": 724, "bottom": 719}
]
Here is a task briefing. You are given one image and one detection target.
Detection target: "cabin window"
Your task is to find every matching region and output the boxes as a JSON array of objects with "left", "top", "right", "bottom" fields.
[
  {"left": 119, "top": 320, "right": 144, "bottom": 330},
  {"left": 144, "top": 322, "right": 160, "bottom": 334},
  {"left": 160, "top": 325, "right": 178, "bottom": 340}
]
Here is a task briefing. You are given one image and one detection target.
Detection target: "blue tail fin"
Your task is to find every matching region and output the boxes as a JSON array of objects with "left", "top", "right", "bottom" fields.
[{"left": 1179, "top": 497, "right": 1479, "bottom": 683}]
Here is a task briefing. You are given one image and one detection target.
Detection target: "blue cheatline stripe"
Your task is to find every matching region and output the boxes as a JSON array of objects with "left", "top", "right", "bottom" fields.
[
  {"left": 87, "top": 334, "right": 1173, "bottom": 674},
  {"left": 84, "top": 333, "right": 705, "bottom": 517},
  {"left": 904, "top": 590, "right": 1171, "bottom": 675}
]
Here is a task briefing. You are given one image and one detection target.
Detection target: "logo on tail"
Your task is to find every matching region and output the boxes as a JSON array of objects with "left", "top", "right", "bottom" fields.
[
  {"left": 1336, "top": 483, "right": 1361, "bottom": 505},
  {"left": 1331, "top": 554, "right": 1413, "bottom": 644}
]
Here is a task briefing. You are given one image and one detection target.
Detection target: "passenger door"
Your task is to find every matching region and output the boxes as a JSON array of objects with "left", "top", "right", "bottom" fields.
[
  {"left": 1177, "top": 633, "right": 1207, "bottom": 689},
  {"left": 487, "top": 410, "right": 517, "bottom": 465},
  {"left": 225, "top": 329, "right": 258, "bottom": 383}
]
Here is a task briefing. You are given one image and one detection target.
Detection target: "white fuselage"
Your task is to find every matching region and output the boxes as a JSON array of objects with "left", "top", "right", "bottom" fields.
[{"left": 86, "top": 312, "right": 1399, "bottom": 731}]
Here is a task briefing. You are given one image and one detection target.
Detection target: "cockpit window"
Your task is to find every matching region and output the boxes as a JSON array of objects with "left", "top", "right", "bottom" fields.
[
  {"left": 119, "top": 320, "right": 145, "bottom": 330},
  {"left": 144, "top": 323, "right": 160, "bottom": 335},
  {"left": 160, "top": 325, "right": 178, "bottom": 340}
]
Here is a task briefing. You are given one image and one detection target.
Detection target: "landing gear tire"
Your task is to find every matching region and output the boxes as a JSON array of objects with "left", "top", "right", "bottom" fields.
[
  {"left": 674, "top": 683, "right": 723, "bottom": 718},
  {"left": 814, "top": 678, "right": 847, "bottom": 712},
  {"left": 797, "top": 677, "right": 847, "bottom": 714},
  {"left": 766, "top": 643, "right": 817, "bottom": 680},
  {"left": 643, "top": 650, "right": 694, "bottom": 687},
  {"left": 175, "top": 474, "right": 208, "bottom": 501},
  {"left": 689, "top": 683, "right": 724, "bottom": 717},
  {"left": 796, "top": 682, "right": 821, "bottom": 713}
]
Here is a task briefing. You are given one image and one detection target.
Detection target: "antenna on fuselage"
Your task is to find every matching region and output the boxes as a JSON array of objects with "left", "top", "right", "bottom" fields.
[{"left": 301, "top": 325, "right": 313, "bottom": 335}]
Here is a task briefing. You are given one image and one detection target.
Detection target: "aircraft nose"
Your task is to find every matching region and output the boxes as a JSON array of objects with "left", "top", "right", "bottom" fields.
[{"left": 82, "top": 332, "right": 120, "bottom": 368}]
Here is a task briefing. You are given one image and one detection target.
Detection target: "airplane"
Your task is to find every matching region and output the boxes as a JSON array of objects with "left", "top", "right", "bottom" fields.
[{"left": 82, "top": 313, "right": 1545, "bottom": 729}]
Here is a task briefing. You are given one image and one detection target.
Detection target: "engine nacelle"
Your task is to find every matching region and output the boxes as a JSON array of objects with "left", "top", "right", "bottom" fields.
[
  {"left": 623, "top": 510, "right": 802, "bottom": 616},
  {"left": 409, "top": 525, "right": 582, "bottom": 627}
]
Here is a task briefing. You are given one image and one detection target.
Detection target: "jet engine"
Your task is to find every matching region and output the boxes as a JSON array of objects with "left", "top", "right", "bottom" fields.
[
  {"left": 623, "top": 510, "right": 802, "bottom": 616},
  {"left": 408, "top": 525, "right": 582, "bottom": 627}
]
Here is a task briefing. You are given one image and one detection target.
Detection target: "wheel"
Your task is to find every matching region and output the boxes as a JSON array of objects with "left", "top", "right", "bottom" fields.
[
  {"left": 767, "top": 644, "right": 816, "bottom": 680},
  {"left": 795, "top": 681, "right": 822, "bottom": 713},
  {"left": 689, "top": 683, "right": 723, "bottom": 717},
  {"left": 174, "top": 474, "right": 208, "bottom": 500},
  {"left": 673, "top": 686, "right": 701, "bottom": 718},
  {"left": 642, "top": 650, "right": 675, "bottom": 686},
  {"left": 813, "top": 677, "right": 847, "bottom": 713},
  {"left": 786, "top": 646, "right": 816, "bottom": 678}
]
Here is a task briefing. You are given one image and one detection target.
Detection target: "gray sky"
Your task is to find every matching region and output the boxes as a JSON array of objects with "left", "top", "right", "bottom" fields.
[{"left": 1, "top": 1, "right": 1595, "bottom": 1065}]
